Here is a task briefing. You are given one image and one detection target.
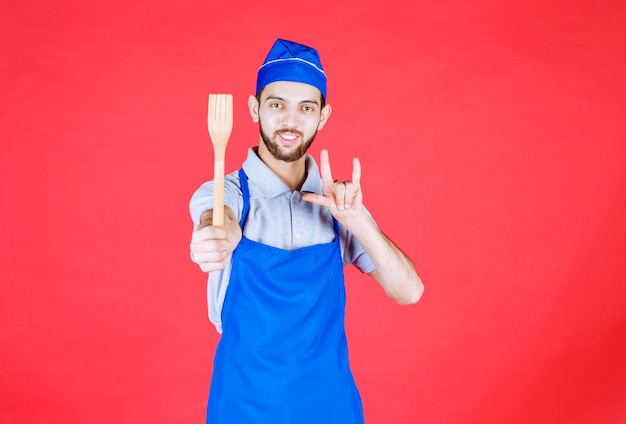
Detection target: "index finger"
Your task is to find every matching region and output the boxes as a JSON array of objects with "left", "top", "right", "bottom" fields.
[
  {"left": 191, "top": 225, "right": 227, "bottom": 242},
  {"left": 319, "top": 149, "right": 333, "bottom": 184}
]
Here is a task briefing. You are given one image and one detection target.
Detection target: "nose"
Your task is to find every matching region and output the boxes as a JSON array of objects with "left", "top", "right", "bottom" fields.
[{"left": 281, "top": 107, "right": 299, "bottom": 128}]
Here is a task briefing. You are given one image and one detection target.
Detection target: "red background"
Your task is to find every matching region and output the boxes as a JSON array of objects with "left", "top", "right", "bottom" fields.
[{"left": 2, "top": 1, "right": 625, "bottom": 423}]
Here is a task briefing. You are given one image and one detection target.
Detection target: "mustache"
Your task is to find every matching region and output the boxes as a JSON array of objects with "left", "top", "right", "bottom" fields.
[{"left": 275, "top": 128, "right": 304, "bottom": 137}]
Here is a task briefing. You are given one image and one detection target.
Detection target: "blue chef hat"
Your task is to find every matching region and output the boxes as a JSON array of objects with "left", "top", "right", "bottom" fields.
[{"left": 256, "top": 39, "right": 327, "bottom": 100}]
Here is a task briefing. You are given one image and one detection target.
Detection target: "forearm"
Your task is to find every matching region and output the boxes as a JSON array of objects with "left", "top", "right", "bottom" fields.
[{"left": 344, "top": 213, "right": 423, "bottom": 305}]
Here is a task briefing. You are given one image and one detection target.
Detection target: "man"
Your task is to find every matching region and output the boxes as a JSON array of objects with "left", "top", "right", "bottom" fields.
[{"left": 189, "top": 38, "right": 423, "bottom": 424}]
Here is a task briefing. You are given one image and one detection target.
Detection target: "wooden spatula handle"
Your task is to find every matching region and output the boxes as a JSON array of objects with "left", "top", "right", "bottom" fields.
[{"left": 213, "top": 159, "right": 225, "bottom": 227}]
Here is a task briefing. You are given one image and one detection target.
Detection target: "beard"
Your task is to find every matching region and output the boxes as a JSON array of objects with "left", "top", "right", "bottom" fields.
[{"left": 260, "top": 122, "right": 317, "bottom": 162}]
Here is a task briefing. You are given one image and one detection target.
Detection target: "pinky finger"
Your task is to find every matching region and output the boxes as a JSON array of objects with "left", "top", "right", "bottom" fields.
[{"left": 352, "top": 158, "right": 362, "bottom": 188}]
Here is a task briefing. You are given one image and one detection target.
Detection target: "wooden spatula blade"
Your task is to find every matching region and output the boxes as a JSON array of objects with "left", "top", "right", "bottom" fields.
[{"left": 207, "top": 94, "right": 233, "bottom": 227}]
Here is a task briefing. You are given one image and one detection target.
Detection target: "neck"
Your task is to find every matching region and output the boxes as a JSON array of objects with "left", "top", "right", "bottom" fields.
[{"left": 256, "top": 144, "right": 307, "bottom": 191}]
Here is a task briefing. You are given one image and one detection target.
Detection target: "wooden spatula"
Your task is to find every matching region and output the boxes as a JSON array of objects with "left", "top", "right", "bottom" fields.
[{"left": 207, "top": 94, "right": 233, "bottom": 227}]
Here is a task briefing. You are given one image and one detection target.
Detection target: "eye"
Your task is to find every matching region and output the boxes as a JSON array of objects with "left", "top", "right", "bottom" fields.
[
  {"left": 302, "top": 105, "right": 316, "bottom": 112},
  {"left": 270, "top": 102, "right": 282, "bottom": 109}
]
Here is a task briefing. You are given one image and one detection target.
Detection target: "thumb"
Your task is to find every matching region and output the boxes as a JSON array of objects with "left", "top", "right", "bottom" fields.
[{"left": 302, "top": 193, "right": 330, "bottom": 207}]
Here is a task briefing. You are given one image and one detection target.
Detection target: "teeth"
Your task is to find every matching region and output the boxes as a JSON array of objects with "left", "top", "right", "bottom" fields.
[{"left": 282, "top": 134, "right": 296, "bottom": 140}]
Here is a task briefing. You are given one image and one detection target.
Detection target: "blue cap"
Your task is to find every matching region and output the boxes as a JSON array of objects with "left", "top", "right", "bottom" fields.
[{"left": 256, "top": 39, "right": 327, "bottom": 99}]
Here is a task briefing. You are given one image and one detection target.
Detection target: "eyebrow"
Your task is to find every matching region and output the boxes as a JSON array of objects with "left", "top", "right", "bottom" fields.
[{"left": 265, "top": 95, "right": 320, "bottom": 107}]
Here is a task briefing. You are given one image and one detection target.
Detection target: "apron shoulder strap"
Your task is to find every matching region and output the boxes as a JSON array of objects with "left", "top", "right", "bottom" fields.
[{"left": 238, "top": 168, "right": 250, "bottom": 227}]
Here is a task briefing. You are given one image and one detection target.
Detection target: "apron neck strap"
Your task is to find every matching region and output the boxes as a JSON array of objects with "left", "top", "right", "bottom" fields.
[{"left": 238, "top": 168, "right": 251, "bottom": 227}]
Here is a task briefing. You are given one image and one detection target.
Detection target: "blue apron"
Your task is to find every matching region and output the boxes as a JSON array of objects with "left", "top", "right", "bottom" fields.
[{"left": 207, "top": 168, "right": 364, "bottom": 424}]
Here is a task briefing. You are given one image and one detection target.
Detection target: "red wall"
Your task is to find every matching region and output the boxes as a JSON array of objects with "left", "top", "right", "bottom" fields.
[{"left": 2, "top": 1, "right": 625, "bottom": 423}]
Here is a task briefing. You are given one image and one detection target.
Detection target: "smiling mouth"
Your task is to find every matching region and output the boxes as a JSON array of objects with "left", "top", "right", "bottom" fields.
[{"left": 277, "top": 130, "right": 302, "bottom": 144}]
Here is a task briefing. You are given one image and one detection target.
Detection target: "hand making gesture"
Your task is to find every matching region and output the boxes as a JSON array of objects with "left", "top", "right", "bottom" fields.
[{"left": 302, "top": 150, "right": 366, "bottom": 226}]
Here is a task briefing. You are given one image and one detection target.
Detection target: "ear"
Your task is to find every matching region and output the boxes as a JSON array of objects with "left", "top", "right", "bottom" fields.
[
  {"left": 317, "top": 104, "right": 332, "bottom": 130},
  {"left": 248, "top": 95, "right": 259, "bottom": 123}
]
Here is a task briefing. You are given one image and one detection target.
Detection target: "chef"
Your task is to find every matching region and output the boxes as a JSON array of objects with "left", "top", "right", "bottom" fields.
[{"left": 189, "top": 38, "right": 423, "bottom": 424}]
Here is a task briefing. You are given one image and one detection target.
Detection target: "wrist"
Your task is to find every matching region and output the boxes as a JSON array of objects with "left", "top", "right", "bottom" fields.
[{"left": 341, "top": 210, "right": 374, "bottom": 235}]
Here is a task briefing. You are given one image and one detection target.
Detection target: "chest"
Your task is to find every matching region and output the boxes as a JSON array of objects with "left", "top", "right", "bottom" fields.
[{"left": 242, "top": 191, "right": 335, "bottom": 250}]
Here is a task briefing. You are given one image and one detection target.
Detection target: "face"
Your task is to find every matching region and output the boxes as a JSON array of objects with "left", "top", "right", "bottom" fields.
[{"left": 249, "top": 81, "right": 331, "bottom": 163}]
